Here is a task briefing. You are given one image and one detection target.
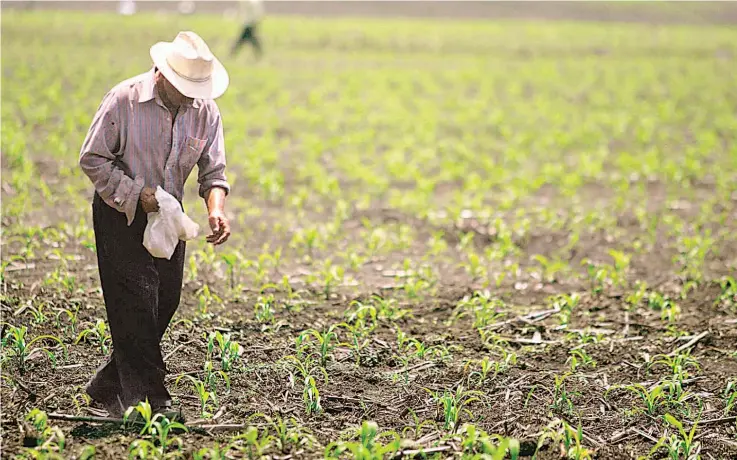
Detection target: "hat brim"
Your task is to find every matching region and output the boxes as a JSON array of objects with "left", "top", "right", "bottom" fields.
[{"left": 150, "top": 42, "right": 229, "bottom": 100}]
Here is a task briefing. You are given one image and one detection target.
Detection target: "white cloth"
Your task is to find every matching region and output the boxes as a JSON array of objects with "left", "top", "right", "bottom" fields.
[
  {"left": 143, "top": 187, "right": 200, "bottom": 260},
  {"left": 240, "top": 0, "right": 264, "bottom": 24}
]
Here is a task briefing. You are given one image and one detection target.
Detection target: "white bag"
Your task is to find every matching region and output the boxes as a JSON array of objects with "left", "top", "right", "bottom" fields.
[{"left": 143, "top": 186, "right": 200, "bottom": 259}]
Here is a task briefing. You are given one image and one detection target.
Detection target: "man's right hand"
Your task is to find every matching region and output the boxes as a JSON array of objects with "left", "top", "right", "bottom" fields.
[{"left": 140, "top": 187, "right": 160, "bottom": 213}]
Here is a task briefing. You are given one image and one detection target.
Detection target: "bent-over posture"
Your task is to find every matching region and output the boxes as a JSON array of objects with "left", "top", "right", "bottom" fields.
[{"left": 79, "top": 31, "right": 231, "bottom": 419}]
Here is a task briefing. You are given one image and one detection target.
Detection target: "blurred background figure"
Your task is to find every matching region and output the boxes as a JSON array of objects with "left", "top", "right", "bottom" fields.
[
  {"left": 178, "top": 1, "right": 196, "bottom": 15},
  {"left": 118, "top": 0, "right": 136, "bottom": 16},
  {"left": 231, "top": 0, "right": 264, "bottom": 59}
]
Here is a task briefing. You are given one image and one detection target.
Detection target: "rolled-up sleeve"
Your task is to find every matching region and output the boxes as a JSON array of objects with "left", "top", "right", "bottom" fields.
[
  {"left": 79, "top": 90, "right": 144, "bottom": 225},
  {"left": 197, "top": 111, "right": 231, "bottom": 198}
]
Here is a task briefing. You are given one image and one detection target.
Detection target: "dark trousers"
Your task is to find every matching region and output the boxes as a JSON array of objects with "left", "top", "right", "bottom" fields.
[
  {"left": 86, "top": 193, "right": 185, "bottom": 414},
  {"left": 232, "top": 23, "right": 262, "bottom": 58}
]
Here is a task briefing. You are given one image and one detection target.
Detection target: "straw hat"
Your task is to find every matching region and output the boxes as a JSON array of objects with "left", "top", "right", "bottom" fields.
[{"left": 150, "top": 31, "right": 229, "bottom": 100}]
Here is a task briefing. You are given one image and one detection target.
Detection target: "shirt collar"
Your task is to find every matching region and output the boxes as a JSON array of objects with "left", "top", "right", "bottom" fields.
[
  {"left": 137, "top": 67, "right": 200, "bottom": 109},
  {"left": 137, "top": 68, "right": 156, "bottom": 103}
]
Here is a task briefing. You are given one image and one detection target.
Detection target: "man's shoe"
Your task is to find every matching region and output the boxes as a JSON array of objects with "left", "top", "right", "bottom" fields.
[{"left": 85, "top": 381, "right": 125, "bottom": 418}]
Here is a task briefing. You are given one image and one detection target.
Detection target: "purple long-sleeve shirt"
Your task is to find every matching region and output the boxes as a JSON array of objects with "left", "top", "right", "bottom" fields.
[{"left": 79, "top": 68, "right": 230, "bottom": 225}]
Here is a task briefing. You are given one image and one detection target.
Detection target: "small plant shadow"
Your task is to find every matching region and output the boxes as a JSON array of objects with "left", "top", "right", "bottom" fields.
[
  {"left": 69, "top": 422, "right": 126, "bottom": 440},
  {"left": 69, "top": 422, "right": 207, "bottom": 439}
]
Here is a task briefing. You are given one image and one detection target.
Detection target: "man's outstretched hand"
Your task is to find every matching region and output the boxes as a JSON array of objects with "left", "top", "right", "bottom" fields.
[
  {"left": 140, "top": 187, "right": 160, "bottom": 213},
  {"left": 207, "top": 210, "right": 231, "bottom": 245},
  {"left": 206, "top": 187, "right": 230, "bottom": 245}
]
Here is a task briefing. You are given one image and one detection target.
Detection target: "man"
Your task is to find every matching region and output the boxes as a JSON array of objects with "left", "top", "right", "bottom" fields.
[
  {"left": 79, "top": 31, "right": 231, "bottom": 419},
  {"left": 230, "top": 0, "right": 264, "bottom": 59}
]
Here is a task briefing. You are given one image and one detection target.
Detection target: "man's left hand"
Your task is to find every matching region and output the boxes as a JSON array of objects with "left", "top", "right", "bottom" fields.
[{"left": 207, "top": 210, "right": 231, "bottom": 245}]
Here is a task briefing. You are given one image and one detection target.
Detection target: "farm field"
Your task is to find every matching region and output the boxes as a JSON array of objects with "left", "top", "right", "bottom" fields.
[{"left": 2, "top": 7, "right": 737, "bottom": 460}]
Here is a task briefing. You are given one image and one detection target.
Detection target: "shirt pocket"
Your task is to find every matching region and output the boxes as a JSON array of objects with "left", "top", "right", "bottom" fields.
[{"left": 179, "top": 136, "right": 207, "bottom": 173}]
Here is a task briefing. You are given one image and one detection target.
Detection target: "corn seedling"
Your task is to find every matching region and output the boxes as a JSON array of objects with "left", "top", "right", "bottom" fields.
[
  {"left": 626, "top": 281, "right": 648, "bottom": 310},
  {"left": 319, "top": 259, "right": 345, "bottom": 299},
  {"left": 663, "top": 413, "right": 701, "bottom": 459},
  {"left": 228, "top": 426, "right": 274, "bottom": 459},
  {"left": 290, "top": 226, "right": 323, "bottom": 259},
  {"left": 298, "top": 325, "right": 340, "bottom": 366},
  {"left": 44, "top": 266, "right": 78, "bottom": 296},
  {"left": 192, "top": 444, "right": 230, "bottom": 460},
  {"left": 646, "top": 291, "right": 681, "bottom": 322},
  {"left": 254, "top": 294, "right": 277, "bottom": 324},
  {"left": 126, "top": 402, "right": 188, "bottom": 460},
  {"left": 1, "top": 324, "right": 64, "bottom": 374},
  {"left": 128, "top": 439, "right": 169, "bottom": 460},
  {"left": 202, "top": 359, "right": 231, "bottom": 392},
  {"left": 567, "top": 347, "right": 597, "bottom": 372},
  {"left": 246, "top": 252, "right": 274, "bottom": 287},
  {"left": 402, "top": 276, "right": 432, "bottom": 299},
  {"left": 394, "top": 327, "right": 414, "bottom": 353},
  {"left": 70, "top": 391, "right": 91, "bottom": 416},
  {"left": 461, "top": 251, "right": 487, "bottom": 281},
  {"left": 551, "top": 373, "right": 578, "bottom": 416},
  {"left": 427, "top": 385, "right": 483, "bottom": 432},
  {"left": 324, "top": 421, "right": 400, "bottom": 459},
  {"left": 651, "top": 351, "right": 700, "bottom": 381},
  {"left": 23, "top": 409, "right": 66, "bottom": 455},
  {"left": 207, "top": 331, "right": 243, "bottom": 372},
  {"left": 722, "top": 380, "right": 736, "bottom": 415},
  {"left": 608, "top": 249, "right": 631, "bottom": 287},
  {"left": 370, "top": 295, "right": 411, "bottom": 321},
  {"left": 75, "top": 319, "right": 111, "bottom": 355},
  {"left": 220, "top": 252, "right": 241, "bottom": 291},
  {"left": 457, "top": 423, "right": 520, "bottom": 460},
  {"left": 400, "top": 408, "right": 437, "bottom": 439},
  {"left": 250, "top": 413, "right": 316, "bottom": 453},
  {"left": 23, "top": 301, "right": 50, "bottom": 325},
  {"left": 339, "top": 322, "right": 371, "bottom": 366},
  {"left": 450, "top": 291, "right": 506, "bottom": 329},
  {"left": 674, "top": 231, "right": 713, "bottom": 283},
  {"left": 606, "top": 382, "right": 670, "bottom": 415},
  {"left": 124, "top": 400, "right": 166, "bottom": 434},
  {"left": 533, "top": 254, "right": 570, "bottom": 283},
  {"left": 715, "top": 275, "right": 737, "bottom": 311},
  {"left": 679, "top": 279, "right": 699, "bottom": 300},
  {"left": 407, "top": 339, "right": 436, "bottom": 360},
  {"left": 283, "top": 355, "right": 328, "bottom": 415},
  {"left": 196, "top": 285, "right": 221, "bottom": 319},
  {"left": 537, "top": 419, "right": 593, "bottom": 460},
  {"left": 391, "top": 352, "right": 412, "bottom": 385},
  {"left": 175, "top": 374, "right": 218, "bottom": 418},
  {"left": 53, "top": 306, "right": 79, "bottom": 338},
  {"left": 465, "top": 350, "right": 518, "bottom": 386},
  {"left": 549, "top": 293, "right": 581, "bottom": 326},
  {"left": 186, "top": 254, "right": 199, "bottom": 283},
  {"left": 565, "top": 330, "right": 603, "bottom": 345},
  {"left": 348, "top": 252, "right": 367, "bottom": 271},
  {"left": 343, "top": 301, "right": 378, "bottom": 333},
  {"left": 561, "top": 420, "right": 594, "bottom": 460}
]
